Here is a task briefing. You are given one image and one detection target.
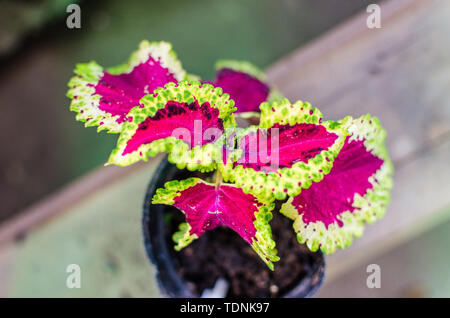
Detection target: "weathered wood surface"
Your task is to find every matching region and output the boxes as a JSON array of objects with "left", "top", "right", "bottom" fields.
[
  {"left": 265, "top": 0, "right": 450, "bottom": 285},
  {"left": 0, "top": 160, "right": 162, "bottom": 297},
  {"left": 1, "top": 0, "right": 450, "bottom": 297}
]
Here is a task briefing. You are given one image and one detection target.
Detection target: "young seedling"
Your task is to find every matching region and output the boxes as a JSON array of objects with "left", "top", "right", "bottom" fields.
[{"left": 68, "top": 41, "right": 393, "bottom": 270}]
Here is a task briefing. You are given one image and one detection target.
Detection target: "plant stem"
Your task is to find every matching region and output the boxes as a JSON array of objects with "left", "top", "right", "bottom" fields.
[{"left": 214, "top": 170, "right": 223, "bottom": 188}]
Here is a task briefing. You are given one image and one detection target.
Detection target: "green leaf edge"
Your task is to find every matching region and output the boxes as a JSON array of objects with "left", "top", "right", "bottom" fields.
[
  {"left": 67, "top": 40, "right": 187, "bottom": 134},
  {"left": 152, "top": 177, "right": 279, "bottom": 270},
  {"left": 106, "top": 81, "right": 237, "bottom": 172},
  {"left": 280, "top": 114, "right": 394, "bottom": 254}
]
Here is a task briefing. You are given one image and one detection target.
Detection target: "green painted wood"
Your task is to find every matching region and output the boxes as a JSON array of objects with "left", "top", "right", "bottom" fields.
[
  {"left": 318, "top": 212, "right": 450, "bottom": 297},
  {"left": 4, "top": 161, "right": 161, "bottom": 297}
]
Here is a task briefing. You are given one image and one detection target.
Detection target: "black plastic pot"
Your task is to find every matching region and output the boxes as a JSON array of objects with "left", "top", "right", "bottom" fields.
[{"left": 142, "top": 158, "right": 326, "bottom": 298}]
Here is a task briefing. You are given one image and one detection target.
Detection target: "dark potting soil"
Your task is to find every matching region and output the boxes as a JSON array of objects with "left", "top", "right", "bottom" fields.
[{"left": 164, "top": 202, "right": 321, "bottom": 297}]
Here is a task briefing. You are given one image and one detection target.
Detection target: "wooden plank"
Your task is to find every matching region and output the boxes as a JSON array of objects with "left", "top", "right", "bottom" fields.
[
  {"left": 0, "top": 243, "right": 15, "bottom": 297},
  {"left": 264, "top": 0, "right": 450, "bottom": 285},
  {"left": 267, "top": 0, "right": 450, "bottom": 164},
  {"left": 318, "top": 216, "right": 450, "bottom": 297},
  {"left": 323, "top": 137, "right": 450, "bottom": 284},
  {"left": 1, "top": 161, "right": 162, "bottom": 297},
  {"left": 0, "top": 161, "right": 148, "bottom": 245}
]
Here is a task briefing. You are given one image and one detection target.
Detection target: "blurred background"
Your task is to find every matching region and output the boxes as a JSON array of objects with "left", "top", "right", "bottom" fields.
[
  {"left": 0, "top": 0, "right": 449, "bottom": 298},
  {"left": 0, "top": 0, "right": 376, "bottom": 223}
]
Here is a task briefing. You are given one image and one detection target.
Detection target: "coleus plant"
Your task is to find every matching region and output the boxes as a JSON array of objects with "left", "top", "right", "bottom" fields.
[{"left": 68, "top": 41, "right": 393, "bottom": 270}]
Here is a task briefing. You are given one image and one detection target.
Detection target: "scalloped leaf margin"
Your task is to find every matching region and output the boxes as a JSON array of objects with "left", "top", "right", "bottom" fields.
[
  {"left": 280, "top": 114, "right": 394, "bottom": 254},
  {"left": 107, "top": 81, "right": 237, "bottom": 172},
  {"left": 67, "top": 40, "right": 187, "bottom": 133},
  {"left": 219, "top": 99, "right": 348, "bottom": 202},
  {"left": 152, "top": 177, "right": 279, "bottom": 270}
]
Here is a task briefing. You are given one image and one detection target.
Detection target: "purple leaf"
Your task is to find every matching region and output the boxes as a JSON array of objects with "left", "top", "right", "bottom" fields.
[
  {"left": 152, "top": 178, "right": 279, "bottom": 269},
  {"left": 219, "top": 99, "right": 348, "bottom": 201},
  {"left": 211, "top": 60, "right": 284, "bottom": 114},
  {"left": 235, "top": 123, "right": 339, "bottom": 172},
  {"left": 213, "top": 68, "right": 270, "bottom": 113},
  {"left": 280, "top": 115, "right": 394, "bottom": 253},
  {"left": 93, "top": 57, "right": 178, "bottom": 123},
  {"left": 122, "top": 100, "right": 223, "bottom": 155},
  {"left": 67, "top": 41, "right": 186, "bottom": 133},
  {"left": 107, "top": 81, "right": 236, "bottom": 171}
]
